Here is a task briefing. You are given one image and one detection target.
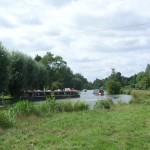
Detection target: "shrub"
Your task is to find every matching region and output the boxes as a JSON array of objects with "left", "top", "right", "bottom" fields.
[
  {"left": 0, "top": 111, "right": 14, "bottom": 128},
  {"left": 94, "top": 99, "right": 113, "bottom": 109},
  {"left": 12, "top": 100, "right": 34, "bottom": 116},
  {"left": 131, "top": 90, "right": 150, "bottom": 103},
  {"left": 45, "top": 97, "right": 57, "bottom": 112},
  {"left": 74, "top": 101, "right": 89, "bottom": 111},
  {"left": 57, "top": 101, "right": 74, "bottom": 112}
]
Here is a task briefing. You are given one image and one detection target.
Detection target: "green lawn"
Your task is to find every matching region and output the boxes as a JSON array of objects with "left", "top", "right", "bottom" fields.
[{"left": 0, "top": 104, "right": 150, "bottom": 150}]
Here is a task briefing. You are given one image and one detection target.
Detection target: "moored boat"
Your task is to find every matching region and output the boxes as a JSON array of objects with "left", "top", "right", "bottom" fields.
[{"left": 21, "top": 89, "right": 80, "bottom": 101}]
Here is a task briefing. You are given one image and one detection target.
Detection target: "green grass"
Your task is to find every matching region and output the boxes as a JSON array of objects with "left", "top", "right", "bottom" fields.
[{"left": 0, "top": 104, "right": 150, "bottom": 149}]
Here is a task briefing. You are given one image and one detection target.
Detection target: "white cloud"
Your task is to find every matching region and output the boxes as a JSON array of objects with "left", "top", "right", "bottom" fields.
[{"left": 0, "top": 0, "right": 150, "bottom": 81}]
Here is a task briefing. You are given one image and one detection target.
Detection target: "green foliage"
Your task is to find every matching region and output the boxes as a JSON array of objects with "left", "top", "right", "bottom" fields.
[
  {"left": 92, "top": 78, "right": 104, "bottom": 89},
  {"left": 0, "top": 42, "right": 10, "bottom": 93},
  {"left": 1, "top": 104, "right": 150, "bottom": 149},
  {"left": 45, "top": 98, "right": 89, "bottom": 112},
  {"left": 8, "top": 51, "right": 28, "bottom": 97},
  {"left": 104, "top": 69, "right": 122, "bottom": 94},
  {"left": 105, "top": 79, "right": 121, "bottom": 94},
  {"left": 0, "top": 111, "right": 14, "bottom": 128},
  {"left": 12, "top": 100, "right": 34, "bottom": 116},
  {"left": 120, "top": 88, "right": 132, "bottom": 95},
  {"left": 10, "top": 98, "right": 89, "bottom": 118},
  {"left": 94, "top": 99, "right": 113, "bottom": 109},
  {"left": 58, "top": 101, "right": 74, "bottom": 112},
  {"left": 74, "top": 101, "right": 89, "bottom": 111},
  {"left": 130, "top": 90, "right": 150, "bottom": 103},
  {"left": 71, "top": 77, "right": 83, "bottom": 90}
]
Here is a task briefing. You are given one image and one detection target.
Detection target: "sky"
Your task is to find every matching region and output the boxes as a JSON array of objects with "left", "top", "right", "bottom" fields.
[{"left": 0, "top": 0, "right": 150, "bottom": 82}]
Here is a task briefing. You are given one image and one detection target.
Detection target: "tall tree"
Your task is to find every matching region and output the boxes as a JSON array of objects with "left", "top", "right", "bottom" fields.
[
  {"left": 104, "top": 69, "right": 122, "bottom": 94},
  {"left": 0, "top": 43, "right": 10, "bottom": 93},
  {"left": 8, "top": 51, "right": 27, "bottom": 97}
]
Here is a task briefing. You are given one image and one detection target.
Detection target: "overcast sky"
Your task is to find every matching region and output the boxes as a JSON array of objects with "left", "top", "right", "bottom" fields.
[{"left": 0, "top": 0, "right": 150, "bottom": 82}]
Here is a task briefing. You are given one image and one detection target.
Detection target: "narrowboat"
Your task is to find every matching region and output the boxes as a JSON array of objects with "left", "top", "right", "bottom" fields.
[{"left": 20, "top": 89, "right": 80, "bottom": 101}]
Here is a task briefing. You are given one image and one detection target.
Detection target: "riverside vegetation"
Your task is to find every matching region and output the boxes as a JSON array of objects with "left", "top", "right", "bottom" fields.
[{"left": 0, "top": 91, "right": 150, "bottom": 150}]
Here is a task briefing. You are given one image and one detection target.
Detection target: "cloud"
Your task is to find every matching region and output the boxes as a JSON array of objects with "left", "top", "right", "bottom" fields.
[
  {"left": 44, "top": 0, "right": 75, "bottom": 8},
  {"left": 0, "top": 16, "right": 17, "bottom": 28},
  {"left": 0, "top": 0, "right": 150, "bottom": 81}
]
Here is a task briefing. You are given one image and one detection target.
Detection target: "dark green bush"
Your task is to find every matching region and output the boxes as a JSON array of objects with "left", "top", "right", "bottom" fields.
[{"left": 94, "top": 99, "right": 113, "bottom": 109}]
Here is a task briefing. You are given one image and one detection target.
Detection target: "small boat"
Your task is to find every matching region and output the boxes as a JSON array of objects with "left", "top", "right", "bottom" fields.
[
  {"left": 83, "top": 89, "right": 87, "bottom": 92},
  {"left": 93, "top": 89, "right": 104, "bottom": 96}
]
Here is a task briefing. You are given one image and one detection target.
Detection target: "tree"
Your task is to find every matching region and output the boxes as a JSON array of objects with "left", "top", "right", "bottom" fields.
[
  {"left": 34, "top": 54, "right": 42, "bottom": 62},
  {"left": 145, "top": 64, "right": 150, "bottom": 75},
  {"left": 0, "top": 43, "right": 10, "bottom": 93},
  {"left": 135, "top": 72, "right": 145, "bottom": 89},
  {"left": 105, "top": 79, "right": 121, "bottom": 94},
  {"left": 8, "top": 51, "right": 27, "bottom": 97},
  {"left": 92, "top": 78, "right": 104, "bottom": 89},
  {"left": 71, "top": 77, "right": 83, "bottom": 90},
  {"left": 104, "top": 69, "right": 122, "bottom": 94}
]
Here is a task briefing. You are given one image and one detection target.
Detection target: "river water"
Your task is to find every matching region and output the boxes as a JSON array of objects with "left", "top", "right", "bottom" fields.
[{"left": 57, "top": 90, "right": 133, "bottom": 108}]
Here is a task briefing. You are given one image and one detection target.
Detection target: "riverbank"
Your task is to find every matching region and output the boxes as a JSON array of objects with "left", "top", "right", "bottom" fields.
[{"left": 0, "top": 103, "right": 150, "bottom": 149}]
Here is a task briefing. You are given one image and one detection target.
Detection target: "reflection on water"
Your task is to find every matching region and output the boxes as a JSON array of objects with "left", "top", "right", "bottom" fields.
[{"left": 58, "top": 90, "right": 133, "bottom": 109}]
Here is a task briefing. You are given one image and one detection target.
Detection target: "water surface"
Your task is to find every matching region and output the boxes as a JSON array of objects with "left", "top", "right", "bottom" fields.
[{"left": 58, "top": 90, "right": 132, "bottom": 108}]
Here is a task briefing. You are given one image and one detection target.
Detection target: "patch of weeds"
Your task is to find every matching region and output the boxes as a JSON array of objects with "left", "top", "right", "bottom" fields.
[{"left": 94, "top": 99, "right": 113, "bottom": 109}]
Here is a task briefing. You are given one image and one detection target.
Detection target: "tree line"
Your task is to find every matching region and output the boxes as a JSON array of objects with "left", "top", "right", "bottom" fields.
[
  {"left": 0, "top": 42, "right": 89, "bottom": 97},
  {"left": 1, "top": 42, "right": 150, "bottom": 97}
]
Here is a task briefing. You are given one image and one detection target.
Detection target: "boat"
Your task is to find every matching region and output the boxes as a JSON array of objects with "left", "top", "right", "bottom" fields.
[
  {"left": 20, "top": 89, "right": 80, "bottom": 101},
  {"left": 93, "top": 89, "right": 104, "bottom": 96},
  {"left": 83, "top": 89, "right": 87, "bottom": 92}
]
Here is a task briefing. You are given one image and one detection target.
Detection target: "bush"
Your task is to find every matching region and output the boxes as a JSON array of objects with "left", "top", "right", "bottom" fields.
[
  {"left": 120, "top": 89, "right": 132, "bottom": 95},
  {"left": 12, "top": 100, "right": 34, "bottom": 116},
  {"left": 105, "top": 79, "right": 121, "bottom": 94},
  {"left": 44, "top": 98, "right": 89, "bottom": 112},
  {"left": 58, "top": 101, "right": 74, "bottom": 112},
  {"left": 74, "top": 101, "right": 89, "bottom": 111},
  {"left": 0, "top": 111, "right": 14, "bottom": 128},
  {"left": 131, "top": 90, "right": 150, "bottom": 103},
  {"left": 94, "top": 99, "right": 113, "bottom": 109}
]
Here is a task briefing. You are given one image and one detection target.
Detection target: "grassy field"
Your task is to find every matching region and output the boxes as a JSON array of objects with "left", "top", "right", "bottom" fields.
[{"left": 0, "top": 103, "right": 150, "bottom": 150}]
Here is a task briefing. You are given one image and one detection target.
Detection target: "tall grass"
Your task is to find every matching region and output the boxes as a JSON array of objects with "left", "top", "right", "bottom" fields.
[
  {"left": 130, "top": 90, "right": 150, "bottom": 103},
  {"left": 120, "top": 89, "right": 132, "bottom": 95},
  {"left": 94, "top": 99, "right": 113, "bottom": 109},
  {"left": 0, "top": 98, "right": 89, "bottom": 128},
  {"left": 0, "top": 110, "right": 14, "bottom": 128}
]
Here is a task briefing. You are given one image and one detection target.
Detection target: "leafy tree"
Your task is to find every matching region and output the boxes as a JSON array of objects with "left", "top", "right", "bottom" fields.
[
  {"left": 25, "top": 57, "right": 39, "bottom": 89},
  {"left": 34, "top": 54, "right": 42, "bottom": 62},
  {"left": 0, "top": 43, "right": 10, "bottom": 93},
  {"left": 92, "top": 78, "right": 104, "bottom": 89},
  {"left": 140, "top": 76, "right": 150, "bottom": 89},
  {"left": 71, "top": 77, "right": 83, "bottom": 90},
  {"left": 37, "top": 63, "right": 48, "bottom": 90},
  {"left": 105, "top": 79, "right": 121, "bottom": 94},
  {"left": 104, "top": 69, "right": 122, "bottom": 94},
  {"left": 145, "top": 64, "right": 150, "bottom": 75},
  {"left": 135, "top": 72, "right": 145, "bottom": 89},
  {"left": 8, "top": 51, "right": 27, "bottom": 97},
  {"left": 62, "top": 67, "right": 73, "bottom": 88},
  {"left": 128, "top": 74, "right": 137, "bottom": 88}
]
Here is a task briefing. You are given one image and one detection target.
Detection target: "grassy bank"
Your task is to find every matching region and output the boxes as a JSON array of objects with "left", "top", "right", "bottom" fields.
[{"left": 0, "top": 103, "right": 150, "bottom": 149}]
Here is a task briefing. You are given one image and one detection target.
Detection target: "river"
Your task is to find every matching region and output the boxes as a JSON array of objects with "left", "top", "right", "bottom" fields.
[{"left": 57, "top": 90, "right": 133, "bottom": 108}]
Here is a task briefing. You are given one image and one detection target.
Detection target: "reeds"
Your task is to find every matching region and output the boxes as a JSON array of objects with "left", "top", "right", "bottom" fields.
[
  {"left": 130, "top": 90, "right": 150, "bottom": 103},
  {"left": 0, "top": 98, "right": 89, "bottom": 128}
]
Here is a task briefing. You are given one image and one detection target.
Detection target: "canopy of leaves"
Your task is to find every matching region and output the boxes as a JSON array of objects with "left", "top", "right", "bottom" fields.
[{"left": 0, "top": 43, "right": 10, "bottom": 93}]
